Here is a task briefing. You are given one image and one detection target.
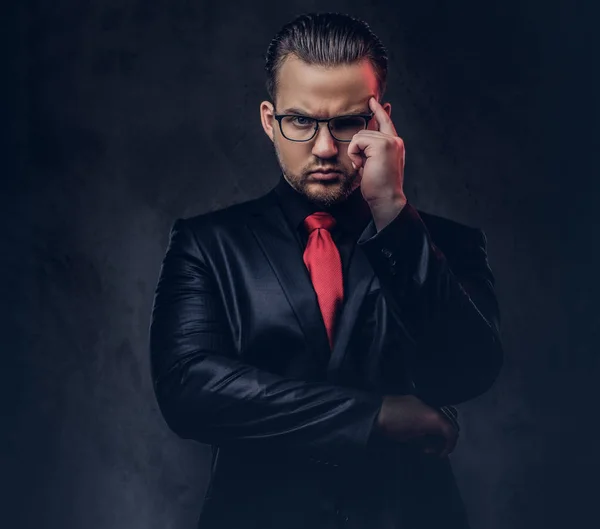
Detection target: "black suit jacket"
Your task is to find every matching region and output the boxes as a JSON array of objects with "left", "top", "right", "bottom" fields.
[{"left": 149, "top": 175, "right": 503, "bottom": 529}]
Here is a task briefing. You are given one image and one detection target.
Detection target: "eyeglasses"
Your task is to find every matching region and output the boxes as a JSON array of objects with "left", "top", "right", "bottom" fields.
[{"left": 273, "top": 111, "right": 375, "bottom": 142}]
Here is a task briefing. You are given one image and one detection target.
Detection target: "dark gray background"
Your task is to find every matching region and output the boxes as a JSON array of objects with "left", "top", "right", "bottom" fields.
[{"left": 3, "top": 1, "right": 598, "bottom": 528}]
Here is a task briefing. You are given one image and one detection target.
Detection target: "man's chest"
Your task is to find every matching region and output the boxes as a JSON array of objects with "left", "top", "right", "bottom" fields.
[{"left": 205, "top": 227, "right": 413, "bottom": 391}]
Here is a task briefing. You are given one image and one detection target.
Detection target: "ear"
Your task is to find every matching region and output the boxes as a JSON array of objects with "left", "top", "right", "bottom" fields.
[{"left": 260, "top": 101, "right": 276, "bottom": 143}]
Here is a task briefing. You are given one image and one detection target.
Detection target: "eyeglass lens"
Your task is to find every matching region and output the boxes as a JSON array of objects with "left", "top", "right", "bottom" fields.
[{"left": 280, "top": 116, "right": 368, "bottom": 141}]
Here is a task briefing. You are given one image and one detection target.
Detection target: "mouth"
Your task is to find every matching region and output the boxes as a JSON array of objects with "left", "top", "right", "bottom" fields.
[{"left": 309, "top": 170, "right": 341, "bottom": 181}]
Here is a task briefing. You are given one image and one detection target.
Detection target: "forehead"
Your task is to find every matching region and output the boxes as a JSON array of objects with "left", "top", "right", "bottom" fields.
[{"left": 276, "top": 54, "right": 378, "bottom": 115}]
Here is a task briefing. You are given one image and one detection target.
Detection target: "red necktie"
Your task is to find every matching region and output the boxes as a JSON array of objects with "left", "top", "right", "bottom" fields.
[{"left": 303, "top": 212, "right": 344, "bottom": 350}]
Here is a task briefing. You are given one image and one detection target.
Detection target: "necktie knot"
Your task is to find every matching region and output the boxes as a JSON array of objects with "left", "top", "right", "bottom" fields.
[{"left": 303, "top": 212, "right": 336, "bottom": 234}]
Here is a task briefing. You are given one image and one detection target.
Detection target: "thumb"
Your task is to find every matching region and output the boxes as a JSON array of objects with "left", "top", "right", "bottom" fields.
[{"left": 349, "top": 154, "right": 363, "bottom": 170}]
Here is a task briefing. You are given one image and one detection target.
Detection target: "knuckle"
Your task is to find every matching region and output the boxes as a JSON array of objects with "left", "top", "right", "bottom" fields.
[
  {"left": 425, "top": 409, "right": 442, "bottom": 426},
  {"left": 383, "top": 137, "right": 401, "bottom": 152}
]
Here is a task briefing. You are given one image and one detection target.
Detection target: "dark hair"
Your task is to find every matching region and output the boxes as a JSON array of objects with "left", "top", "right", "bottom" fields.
[{"left": 265, "top": 13, "right": 388, "bottom": 104}]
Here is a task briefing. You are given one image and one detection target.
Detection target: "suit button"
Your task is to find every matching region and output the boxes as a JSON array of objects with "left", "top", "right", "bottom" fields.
[{"left": 381, "top": 247, "right": 393, "bottom": 258}]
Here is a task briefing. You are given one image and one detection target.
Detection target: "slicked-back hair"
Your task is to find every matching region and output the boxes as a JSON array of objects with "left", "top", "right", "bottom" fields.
[{"left": 265, "top": 12, "right": 388, "bottom": 105}]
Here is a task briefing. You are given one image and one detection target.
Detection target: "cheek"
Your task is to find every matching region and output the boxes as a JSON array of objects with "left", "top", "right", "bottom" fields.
[
  {"left": 338, "top": 146, "right": 352, "bottom": 166},
  {"left": 279, "top": 143, "right": 308, "bottom": 167}
]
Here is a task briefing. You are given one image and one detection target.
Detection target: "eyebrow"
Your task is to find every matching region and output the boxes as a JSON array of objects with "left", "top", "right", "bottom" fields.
[{"left": 279, "top": 107, "right": 370, "bottom": 117}]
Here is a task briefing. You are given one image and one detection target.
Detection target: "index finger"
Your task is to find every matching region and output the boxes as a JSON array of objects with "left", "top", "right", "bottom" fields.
[{"left": 369, "top": 97, "right": 397, "bottom": 136}]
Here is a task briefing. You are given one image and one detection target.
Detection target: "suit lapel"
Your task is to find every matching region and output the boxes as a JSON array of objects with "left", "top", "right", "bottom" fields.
[
  {"left": 247, "top": 192, "right": 331, "bottom": 365},
  {"left": 327, "top": 237, "right": 376, "bottom": 381}
]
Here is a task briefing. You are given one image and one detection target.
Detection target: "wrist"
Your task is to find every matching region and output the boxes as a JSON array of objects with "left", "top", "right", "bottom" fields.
[
  {"left": 374, "top": 396, "right": 390, "bottom": 434},
  {"left": 368, "top": 404, "right": 390, "bottom": 449},
  {"left": 368, "top": 195, "right": 407, "bottom": 232}
]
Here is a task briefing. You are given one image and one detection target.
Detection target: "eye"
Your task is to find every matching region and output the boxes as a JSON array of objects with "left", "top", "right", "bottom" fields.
[{"left": 290, "top": 116, "right": 314, "bottom": 127}]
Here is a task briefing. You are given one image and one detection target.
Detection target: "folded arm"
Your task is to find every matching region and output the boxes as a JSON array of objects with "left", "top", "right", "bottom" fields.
[
  {"left": 357, "top": 203, "right": 504, "bottom": 406},
  {"left": 149, "top": 218, "right": 383, "bottom": 462}
]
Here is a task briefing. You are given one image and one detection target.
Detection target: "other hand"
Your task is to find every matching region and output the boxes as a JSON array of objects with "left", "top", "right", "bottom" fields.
[{"left": 375, "top": 394, "right": 459, "bottom": 458}]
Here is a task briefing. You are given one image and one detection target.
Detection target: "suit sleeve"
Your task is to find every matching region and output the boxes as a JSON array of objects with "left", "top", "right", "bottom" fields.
[
  {"left": 357, "top": 203, "right": 504, "bottom": 406},
  {"left": 149, "top": 218, "right": 384, "bottom": 462}
]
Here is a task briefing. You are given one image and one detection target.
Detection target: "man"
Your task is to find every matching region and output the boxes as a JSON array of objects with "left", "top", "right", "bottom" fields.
[{"left": 149, "top": 12, "right": 503, "bottom": 529}]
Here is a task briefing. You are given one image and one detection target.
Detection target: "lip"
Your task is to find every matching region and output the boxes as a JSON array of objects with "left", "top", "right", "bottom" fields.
[{"left": 310, "top": 171, "right": 341, "bottom": 181}]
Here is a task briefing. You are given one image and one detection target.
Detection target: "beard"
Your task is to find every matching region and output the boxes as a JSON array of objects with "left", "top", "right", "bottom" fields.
[{"left": 274, "top": 141, "right": 361, "bottom": 208}]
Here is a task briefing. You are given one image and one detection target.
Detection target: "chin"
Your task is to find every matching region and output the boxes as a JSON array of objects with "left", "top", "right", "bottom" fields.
[
  {"left": 304, "top": 182, "right": 350, "bottom": 206},
  {"left": 284, "top": 169, "right": 356, "bottom": 205}
]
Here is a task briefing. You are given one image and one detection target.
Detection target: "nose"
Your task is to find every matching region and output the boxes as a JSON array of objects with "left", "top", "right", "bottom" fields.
[{"left": 311, "top": 122, "right": 338, "bottom": 158}]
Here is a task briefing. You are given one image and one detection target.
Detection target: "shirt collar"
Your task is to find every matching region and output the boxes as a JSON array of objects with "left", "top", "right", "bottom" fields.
[{"left": 273, "top": 173, "right": 372, "bottom": 237}]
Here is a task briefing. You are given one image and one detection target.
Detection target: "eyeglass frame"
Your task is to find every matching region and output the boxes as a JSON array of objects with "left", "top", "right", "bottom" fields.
[{"left": 272, "top": 111, "right": 375, "bottom": 143}]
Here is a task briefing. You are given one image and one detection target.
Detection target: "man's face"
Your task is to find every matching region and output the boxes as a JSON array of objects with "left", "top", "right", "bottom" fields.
[{"left": 260, "top": 54, "right": 391, "bottom": 207}]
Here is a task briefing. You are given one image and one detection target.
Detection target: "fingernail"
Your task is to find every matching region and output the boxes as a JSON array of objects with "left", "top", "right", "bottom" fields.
[{"left": 351, "top": 162, "right": 356, "bottom": 169}]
